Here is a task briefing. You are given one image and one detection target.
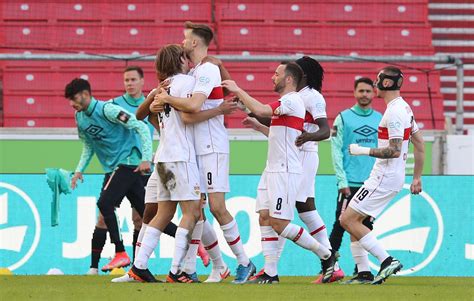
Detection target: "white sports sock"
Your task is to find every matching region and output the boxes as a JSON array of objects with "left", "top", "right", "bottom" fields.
[
  {"left": 182, "top": 220, "right": 204, "bottom": 274},
  {"left": 260, "top": 226, "right": 279, "bottom": 277},
  {"left": 299, "top": 210, "right": 332, "bottom": 250},
  {"left": 134, "top": 226, "right": 161, "bottom": 269},
  {"left": 277, "top": 235, "right": 286, "bottom": 258},
  {"left": 359, "top": 232, "right": 389, "bottom": 263},
  {"left": 134, "top": 223, "right": 148, "bottom": 259},
  {"left": 221, "top": 219, "right": 249, "bottom": 266},
  {"left": 280, "top": 223, "right": 330, "bottom": 260},
  {"left": 201, "top": 220, "right": 225, "bottom": 268},
  {"left": 170, "top": 227, "right": 190, "bottom": 274},
  {"left": 350, "top": 241, "right": 370, "bottom": 272}
]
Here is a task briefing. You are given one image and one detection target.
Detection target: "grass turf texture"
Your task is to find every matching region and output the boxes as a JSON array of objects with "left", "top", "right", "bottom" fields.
[{"left": 1, "top": 276, "right": 472, "bottom": 301}]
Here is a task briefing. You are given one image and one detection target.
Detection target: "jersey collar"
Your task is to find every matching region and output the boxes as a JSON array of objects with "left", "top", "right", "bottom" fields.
[{"left": 85, "top": 97, "right": 98, "bottom": 116}]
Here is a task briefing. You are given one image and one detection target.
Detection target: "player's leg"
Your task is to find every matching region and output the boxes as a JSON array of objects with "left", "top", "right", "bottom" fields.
[
  {"left": 181, "top": 204, "right": 205, "bottom": 281},
  {"left": 268, "top": 172, "right": 335, "bottom": 283},
  {"left": 340, "top": 187, "right": 402, "bottom": 284},
  {"left": 88, "top": 213, "right": 107, "bottom": 275},
  {"left": 341, "top": 234, "right": 374, "bottom": 284}
]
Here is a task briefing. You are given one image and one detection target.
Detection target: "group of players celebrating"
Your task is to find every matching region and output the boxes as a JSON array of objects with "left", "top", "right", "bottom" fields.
[{"left": 65, "top": 21, "right": 424, "bottom": 285}]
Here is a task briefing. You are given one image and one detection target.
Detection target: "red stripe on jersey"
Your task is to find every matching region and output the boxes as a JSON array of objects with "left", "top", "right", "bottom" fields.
[
  {"left": 378, "top": 127, "right": 411, "bottom": 140},
  {"left": 292, "top": 227, "right": 304, "bottom": 242},
  {"left": 304, "top": 111, "right": 316, "bottom": 124},
  {"left": 208, "top": 86, "right": 224, "bottom": 99},
  {"left": 204, "top": 240, "right": 219, "bottom": 250},
  {"left": 261, "top": 237, "right": 279, "bottom": 241},
  {"left": 228, "top": 236, "right": 241, "bottom": 246},
  {"left": 310, "top": 225, "right": 326, "bottom": 236},
  {"left": 271, "top": 115, "right": 304, "bottom": 131},
  {"left": 190, "top": 239, "right": 200, "bottom": 245}
]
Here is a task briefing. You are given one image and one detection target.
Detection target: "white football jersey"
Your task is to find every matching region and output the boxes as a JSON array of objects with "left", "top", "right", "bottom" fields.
[
  {"left": 154, "top": 74, "right": 197, "bottom": 163},
  {"left": 265, "top": 91, "right": 306, "bottom": 174},
  {"left": 189, "top": 62, "right": 229, "bottom": 155},
  {"left": 298, "top": 86, "right": 327, "bottom": 152},
  {"left": 364, "top": 97, "right": 419, "bottom": 191}
]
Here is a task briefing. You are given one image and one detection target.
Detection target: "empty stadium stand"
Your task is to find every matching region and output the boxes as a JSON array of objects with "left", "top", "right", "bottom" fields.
[{"left": 0, "top": 0, "right": 447, "bottom": 130}]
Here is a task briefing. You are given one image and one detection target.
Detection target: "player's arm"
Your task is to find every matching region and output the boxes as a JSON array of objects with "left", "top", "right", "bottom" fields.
[
  {"left": 350, "top": 138, "right": 402, "bottom": 158},
  {"left": 180, "top": 99, "right": 237, "bottom": 124},
  {"left": 410, "top": 130, "right": 424, "bottom": 194},
  {"left": 155, "top": 89, "right": 206, "bottom": 114},
  {"left": 148, "top": 113, "right": 160, "bottom": 133},
  {"left": 136, "top": 89, "right": 158, "bottom": 120},
  {"left": 72, "top": 128, "right": 94, "bottom": 189},
  {"left": 242, "top": 116, "right": 269, "bottom": 136},
  {"left": 104, "top": 104, "right": 152, "bottom": 173},
  {"left": 295, "top": 117, "right": 330, "bottom": 147},
  {"left": 202, "top": 56, "right": 232, "bottom": 95},
  {"left": 221, "top": 80, "right": 273, "bottom": 117},
  {"left": 330, "top": 115, "right": 349, "bottom": 193}
]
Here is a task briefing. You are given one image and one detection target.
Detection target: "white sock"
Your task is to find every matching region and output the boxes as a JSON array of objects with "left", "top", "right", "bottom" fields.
[
  {"left": 134, "top": 226, "right": 161, "bottom": 269},
  {"left": 350, "top": 241, "right": 370, "bottom": 272},
  {"left": 134, "top": 223, "right": 148, "bottom": 259},
  {"left": 221, "top": 219, "right": 249, "bottom": 266},
  {"left": 170, "top": 227, "right": 190, "bottom": 274},
  {"left": 280, "top": 223, "right": 330, "bottom": 260},
  {"left": 260, "top": 226, "right": 279, "bottom": 277},
  {"left": 299, "top": 210, "right": 332, "bottom": 250},
  {"left": 359, "top": 232, "right": 389, "bottom": 263},
  {"left": 182, "top": 220, "right": 204, "bottom": 274},
  {"left": 277, "top": 235, "right": 286, "bottom": 258},
  {"left": 201, "top": 220, "right": 225, "bottom": 268}
]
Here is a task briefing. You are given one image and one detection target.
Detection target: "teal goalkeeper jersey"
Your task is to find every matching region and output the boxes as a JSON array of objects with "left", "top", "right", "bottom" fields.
[
  {"left": 331, "top": 105, "right": 382, "bottom": 189},
  {"left": 75, "top": 98, "right": 152, "bottom": 173},
  {"left": 111, "top": 93, "right": 154, "bottom": 142}
]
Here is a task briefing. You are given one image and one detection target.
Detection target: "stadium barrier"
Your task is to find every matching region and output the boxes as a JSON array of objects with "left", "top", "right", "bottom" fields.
[{"left": 1, "top": 174, "right": 472, "bottom": 276}]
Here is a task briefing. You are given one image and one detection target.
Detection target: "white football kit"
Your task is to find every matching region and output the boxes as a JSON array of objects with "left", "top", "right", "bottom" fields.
[
  {"left": 189, "top": 61, "right": 230, "bottom": 193},
  {"left": 296, "top": 86, "right": 327, "bottom": 202},
  {"left": 145, "top": 74, "right": 201, "bottom": 203},
  {"left": 256, "top": 92, "right": 306, "bottom": 220},
  {"left": 349, "top": 97, "right": 419, "bottom": 218}
]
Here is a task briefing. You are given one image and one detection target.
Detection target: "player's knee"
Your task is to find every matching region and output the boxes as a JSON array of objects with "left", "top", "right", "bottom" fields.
[
  {"left": 190, "top": 209, "right": 201, "bottom": 224},
  {"left": 259, "top": 212, "right": 270, "bottom": 226},
  {"left": 209, "top": 203, "right": 226, "bottom": 220},
  {"left": 269, "top": 218, "right": 285, "bottom": 235},
  {"left": 96, "top": 218, "right": 107, "bottom": 229},
  {"left": 142, "top": 204, "right": 158, "bottom": 224},
  {"left": 96, "top": 198, "right": 113, "bottom": 216},
  {"left": 296, "top": 198, "right": 316, "bottom": 213}
]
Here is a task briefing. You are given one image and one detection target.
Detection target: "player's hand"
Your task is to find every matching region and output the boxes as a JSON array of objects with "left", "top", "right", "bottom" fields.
[
  {"left": 150, "top": 99, "right": 165, "bottom": 113},
  {"left": 410, "top": 178, "right": 422, "bottom": 194},
  {"left": 295, "top": 130, "right": 311, "bottom": 147},
  {"left": 349, "top": 144, "right": 370, "bottom": 156},
  {"left": 242, "top": 116, "right": 262, "bottom": 131},
  {"left": 134, "top": 161, "right": 151, "bottom": 175},
  {"left": 71, "top": 172, "right": 83, "bottom": 190},
  {"left": 202, "top": 55, "right": 222, "bottom": 66},
  {"left": 218, "top": 99, "right": 238, "bottom": 115},
  {"left": 159, "top": 79, "right": 171, "bottom": 90},
  {"left": 221, "top": 80, "right": 240, "bottom": 93},
  {"left": 339, "top": 187, "right": 351, "bottom": 197}
]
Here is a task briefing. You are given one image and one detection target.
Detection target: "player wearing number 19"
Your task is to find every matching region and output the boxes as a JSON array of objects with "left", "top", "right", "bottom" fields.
[{"left": 339, "top": 66, "right": 425, "bottom": 285}]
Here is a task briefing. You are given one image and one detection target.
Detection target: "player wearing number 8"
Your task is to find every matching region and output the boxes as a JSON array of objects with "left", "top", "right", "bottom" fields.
[{"left": 339, "top": 66, "right": 425, "bottom": 285}]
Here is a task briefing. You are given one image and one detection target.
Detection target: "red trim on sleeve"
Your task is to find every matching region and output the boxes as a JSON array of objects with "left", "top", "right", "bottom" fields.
[
  {"left": 304, "top": 111, "right": 316, "bottom": 124},
  {"left": 378, "top": 127, "right": 411, "bottom": 140},
  {"left": 269, "top": 101, "right": 280, "bottom": 113},
  {"left": 271, "top": 115, "right": 304, "bottom": 131},
  {"left": 208, "top": 86, "right": 224, "bottom": 99}
]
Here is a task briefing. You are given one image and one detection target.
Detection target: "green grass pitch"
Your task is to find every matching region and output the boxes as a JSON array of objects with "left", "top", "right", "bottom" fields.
[{"left": 1, "top": 276, "right": 473, "bottom": 301}]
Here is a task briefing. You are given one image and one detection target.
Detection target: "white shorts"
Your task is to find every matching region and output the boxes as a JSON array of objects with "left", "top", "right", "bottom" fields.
[
  {"left": 197, "top": 153, "right": 230, "bottom": 194},
  {"left": 348, "top": 185, "right": 399, "bottom": 218},
  {"left": 296, "top": 151, "right": 319, "bottom": 202},
  {"left": 256, "top": 171, "right": 301, "bottom": 221},
  {"left": 144, "top": 162, "right": 201, "bottom": 203}
]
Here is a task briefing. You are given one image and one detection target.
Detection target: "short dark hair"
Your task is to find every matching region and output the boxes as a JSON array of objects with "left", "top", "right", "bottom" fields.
[
  {"left": 354, "top": 77, "right": 373, "bottom": 90},
  {"left": 65, "top": 78, "right": 91, "bottom": 99},
  {"left": 281, "top": 61, "right": 304, "bottom": 88},
  {"left": 124, "top": 66, "right": 144, "bottom": 78},
  {"left": 184, "top": 21, "right": 213, "bottom": 46},
  {"left": 155, "top": 44, "right": 185, "bottom": 81},
  {"left": 381, "top": 66, "right": 403, "bottom": 77},
  {"left": 295, "top": 56, "right": 324, "bottom": 92}
]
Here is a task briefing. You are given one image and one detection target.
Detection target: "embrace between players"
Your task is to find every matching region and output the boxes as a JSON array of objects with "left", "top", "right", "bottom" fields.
[{"left": 66, "top": 21, "right": 424, "bottom": 285}]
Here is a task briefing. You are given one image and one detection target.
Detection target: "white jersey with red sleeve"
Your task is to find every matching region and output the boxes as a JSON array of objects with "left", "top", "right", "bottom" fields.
[
  {"left": 364, "top": 97, "right": 419, "bottom": 191},
  {"left": 265, "top": 91, "right": 306, "bottom": 174},
  {"left": 298, "top": 86, "right": 327, "bottom": 152},
  {"left": 189, "top": 62, "right": 228, "bottom": 155},
  {"left": 154, "top": 74, "right": 197, "bottom": 163}
]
